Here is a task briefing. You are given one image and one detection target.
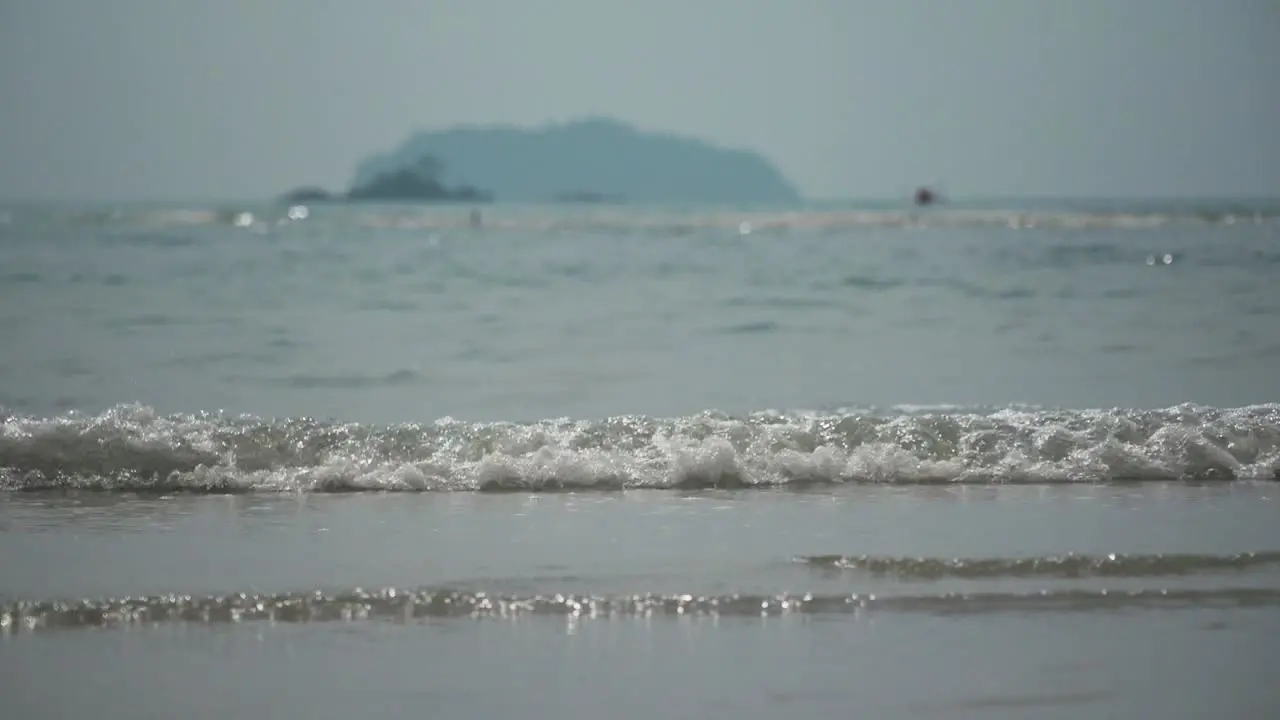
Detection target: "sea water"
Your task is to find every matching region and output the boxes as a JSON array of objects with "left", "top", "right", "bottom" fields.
[{"left": 2, "top": 200, "right": 1279, "bottom": 718}]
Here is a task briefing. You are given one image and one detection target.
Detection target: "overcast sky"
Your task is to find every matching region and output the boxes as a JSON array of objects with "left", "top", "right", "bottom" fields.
[{"left": 2, "top": 0, "right": 1277, "bottom": 202}]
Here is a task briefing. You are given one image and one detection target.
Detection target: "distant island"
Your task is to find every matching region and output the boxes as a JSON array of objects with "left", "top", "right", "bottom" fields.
[{"left": 280, "top": 117, "right": 800, "bottom": 206}]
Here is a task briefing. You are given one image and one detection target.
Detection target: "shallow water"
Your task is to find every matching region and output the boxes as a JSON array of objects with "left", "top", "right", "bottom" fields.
[
  {"left": 2, "top": 199, "right": 1279, "bottom": 717},
  {"left": 4, "top": 485, "right": 1280, "bottom": 602},
  {"left": 3, "top": 486, "right": 1279, "bottom": 718},
  {"left": 6, "top": 608, "right": 1279, "bottom": 720}
]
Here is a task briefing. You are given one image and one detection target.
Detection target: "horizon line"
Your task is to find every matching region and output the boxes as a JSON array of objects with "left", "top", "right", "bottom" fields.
[{"left": 3, "top": 193, "right": 1279, "bottom": 207}]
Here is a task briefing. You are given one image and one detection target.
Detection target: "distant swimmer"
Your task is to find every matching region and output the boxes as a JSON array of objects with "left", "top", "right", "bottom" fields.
[
  {"left": 913, "top": 187, "right": 937, "bottom": 206},
  {"left": 469, "top": 209, "right": 482, "bottom": 228}
]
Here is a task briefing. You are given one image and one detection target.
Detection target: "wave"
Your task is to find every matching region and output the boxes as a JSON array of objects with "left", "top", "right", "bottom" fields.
[
  {"left": 4, "top": 201, "right": 1276, "bottom": 237},
  {"left": 6, "top": 585, "right": 1278, "bottom": 632},
  {"left": 797, "top": 552, "right": 1280, "bottom": 579},
  {"left": 2, "top": 403, "right": 1278, "bottom": 493}
]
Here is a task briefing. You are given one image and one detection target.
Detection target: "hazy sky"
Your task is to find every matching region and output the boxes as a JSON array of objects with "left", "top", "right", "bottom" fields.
[{"left": 2, "top": 0, "right": 1277, "bottom": 201}]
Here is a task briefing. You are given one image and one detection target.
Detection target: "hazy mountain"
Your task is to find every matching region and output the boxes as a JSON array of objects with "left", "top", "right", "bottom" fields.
[{"left": 350, "top": 117, "right": 801, "bottom": 205}]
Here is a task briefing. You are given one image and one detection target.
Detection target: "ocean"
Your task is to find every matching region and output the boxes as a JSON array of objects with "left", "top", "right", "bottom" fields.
[{"left": 2, "top": 199, "right": 1278, "bottom": 718}]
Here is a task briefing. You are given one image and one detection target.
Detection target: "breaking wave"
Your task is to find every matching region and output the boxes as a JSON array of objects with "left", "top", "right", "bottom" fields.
[
  {"left": 6, "top": 585, "right": 1279, "bottom": 632},
  {"left": 2, "top": 403, "right": 1278, "bottom": 493}
]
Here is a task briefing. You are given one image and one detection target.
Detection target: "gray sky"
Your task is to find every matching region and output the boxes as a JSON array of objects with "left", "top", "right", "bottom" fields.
[{"left": 2, "top": 0, "right": 1277, "bottom": 202}]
